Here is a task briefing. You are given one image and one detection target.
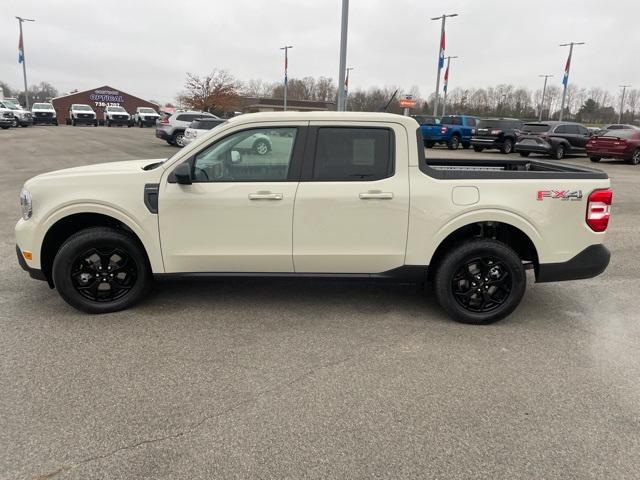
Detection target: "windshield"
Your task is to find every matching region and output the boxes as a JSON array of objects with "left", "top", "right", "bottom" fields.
[
  {"left": 73, "top": 105, "right": 93, "bottom": 111},
  {"left": 106, "top": 106, "right": 126, "bottom": 112},
  {"left": 522, "top": 123, "right": 551, "bottom": 133},
  {"left": 33, "top": 103, "right": 53, "bottom": 109},
  {"left": 139, "top": 108, "right": 156, "bottom": 114},
  {"left": 3, "top": 99, "right": 21, "bottom": 108}
]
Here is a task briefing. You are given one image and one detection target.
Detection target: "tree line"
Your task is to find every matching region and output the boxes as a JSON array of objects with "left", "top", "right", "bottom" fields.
[{"left": 3, "top": 73, "right": 638, "bottom": 125}]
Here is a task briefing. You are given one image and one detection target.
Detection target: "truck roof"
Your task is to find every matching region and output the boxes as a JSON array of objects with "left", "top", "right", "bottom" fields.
[{"left": 226, "top": 111, "right": 419, "bottom": 127}]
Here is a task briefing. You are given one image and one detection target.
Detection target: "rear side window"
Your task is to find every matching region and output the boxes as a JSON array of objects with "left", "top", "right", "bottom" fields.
[
  {"left": 522, "top": 123, "right": 551, "bottom": 133},
  {"left": 191, "top": 119, "right": 225, "bottom": 130},
  {"left": 313, "top": 128, "right": 394, "bottom": 181},
  {"left": 564, "top": 125, "right": 580, "bottom": 134},
  {"left": 466, "top": 118, "right": 477, "bottom": 127},
  {"left": 554, "top": 125, "right": 568, "bottom": 134},
  {"left": 441, "top": 116, "right": 462, "bottom": 125}
]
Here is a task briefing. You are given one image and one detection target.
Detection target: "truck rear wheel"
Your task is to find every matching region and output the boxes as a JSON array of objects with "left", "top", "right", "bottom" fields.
[
  {"left": 52, "top": 227, "right": 151, "bottom": 314},
  {"left": 434, "top": 239, "right": 526, "bottom": 325},
  {"left": 447, "top": 135, "right": 460, "bottom": 150},
  {"left": 590, "top": 157, "right": 601, "bottom": 163}
]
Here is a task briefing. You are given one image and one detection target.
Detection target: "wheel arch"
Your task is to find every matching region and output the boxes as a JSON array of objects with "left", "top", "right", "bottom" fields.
[
  {"left": 40, "top": 211, "right": 153, "bottom": 287},
  {"left": 427, "top": 219, "right": 541, "bottom": 281}
]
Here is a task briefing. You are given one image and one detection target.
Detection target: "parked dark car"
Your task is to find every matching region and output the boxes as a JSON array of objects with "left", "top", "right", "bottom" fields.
[
  {"left": 515, "top": 121, "right": 591, "bottom": 160},
  {"left": 587, "top": 128, "right": 640, "bottom": 165},
  {"left": 471, "top": 118, "right": 523, "bottom": 154}
]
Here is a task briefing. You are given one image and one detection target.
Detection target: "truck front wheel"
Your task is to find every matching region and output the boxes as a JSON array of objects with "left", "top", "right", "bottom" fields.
[
  {"left": 52, "top": 227, "right": 151, "bottom": 314},
  {"left": 434, "top": 239, "right": 526, "bottom": 325},
  {"left": 447, "top": 135, "right": 460, "bottom": 150}
]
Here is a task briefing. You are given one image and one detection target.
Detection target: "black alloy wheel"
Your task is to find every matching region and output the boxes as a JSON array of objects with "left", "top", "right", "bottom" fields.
[
  {"left": 450, "top": 257, "right": 512, "bottom": 313},
  {"left": 70, "top": 248, "right": 137, "bottom": 303}
]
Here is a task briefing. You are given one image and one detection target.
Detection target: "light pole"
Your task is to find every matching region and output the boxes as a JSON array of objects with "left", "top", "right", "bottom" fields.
[
  {"left": 16, "top": 16, "right": 35, "bottom": 109},
  {"left": 430, "top": 13, "right": 458, "bottom": 117},
  {"left": 618, "top": 85, "right": 631, "bottom": 123},
  {"left": 559, "top": 41, "right": 585, "bottom": 121},
  {"left": 538, "top": 74, "right": 553, "bottom": 121},
  {"left": 336, "top": 0, "right": 349, "bottom": 111},
  {"left": 441, "top": 55, "right": 458, "bottom": 117},
  {"left": 344, "top": 67, "right": 354, "bottom": 110},
  {"left": 279, "top": 45, "right": 293, "bottom": 111}
]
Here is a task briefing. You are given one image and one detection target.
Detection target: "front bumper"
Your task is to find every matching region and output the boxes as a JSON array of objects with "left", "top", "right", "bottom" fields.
[
  {"left": 17, "top": 117, "right": 34, "bottom": 126},
  {"left": 73, "top": 116, "right": 97, "bottom": 125},
  {"left": 536, "top": 244, "right": 610, "bottom": 283},
  {"left": 16, "top": 245, "right": 47, "bottom": 282},
  {"left": 107, "top": 116, "right": 131, "bottom": 125},
  {"left": 32, "top": 115, "right": 57, "bottom": 125}
]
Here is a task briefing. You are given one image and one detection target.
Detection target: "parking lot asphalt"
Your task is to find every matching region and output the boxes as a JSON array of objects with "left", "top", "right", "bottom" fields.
[{"left": 1, "top": 125, "right": 639, "bottom": 479}]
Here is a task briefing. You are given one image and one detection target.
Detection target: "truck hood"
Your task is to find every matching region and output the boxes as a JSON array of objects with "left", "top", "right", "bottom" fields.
[{"left": 28, "top": 159, "right": 166, "bottom": 184}]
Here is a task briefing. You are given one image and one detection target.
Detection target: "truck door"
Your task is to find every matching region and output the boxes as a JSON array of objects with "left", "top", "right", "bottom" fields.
[
  {"left": 292, "top": 123, "right": 410, "bottom": 273},
  {"left": 158, "top": 123, "right": 307, "bottom": 273}
]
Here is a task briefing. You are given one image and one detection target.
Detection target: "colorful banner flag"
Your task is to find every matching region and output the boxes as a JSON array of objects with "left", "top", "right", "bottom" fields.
[
  {"left": 562, "top": 52, "right": 571, "bottom": 86},
  {"left": 18, "top": 30, "right": 24, "bottom": 64},
  {"left": 439, "top": 30, "right": 446, "bottom": 69},
  {"left": 443, "top": 62, "right": 449, "bottom": 93}
]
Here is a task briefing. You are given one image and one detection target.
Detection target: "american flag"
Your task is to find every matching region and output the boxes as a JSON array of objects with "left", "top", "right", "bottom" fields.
[
  {"left": 18, "top": 30, "right": 24, "bottom": 64},
  {"left": 439, "top": 30, "right": 446, "bottom": 69}
]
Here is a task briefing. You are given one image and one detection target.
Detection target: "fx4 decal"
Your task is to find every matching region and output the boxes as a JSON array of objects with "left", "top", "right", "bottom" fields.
[{"left": 537, "top": 190, "right": 583, "bottom": 201}]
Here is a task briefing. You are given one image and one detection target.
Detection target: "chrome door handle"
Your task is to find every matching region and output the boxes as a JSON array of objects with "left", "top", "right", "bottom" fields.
[
  {"left": 359, "top": 192, "right": 393, "bottom": 200},
  {"left": 248, "top": 192, "right": 283, "bottom": 200}
]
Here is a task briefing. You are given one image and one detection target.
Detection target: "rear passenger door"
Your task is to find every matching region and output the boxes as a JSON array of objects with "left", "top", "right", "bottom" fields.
[{"left": 292, "top": 122, "right": 410, "bottom": 273}]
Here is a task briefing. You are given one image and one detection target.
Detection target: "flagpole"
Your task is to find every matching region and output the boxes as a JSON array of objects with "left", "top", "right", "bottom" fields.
[
  {"left": 280, "top": 45, "right": 293, "bottom": 111},
  {"left": 16, "top": 16, "right": 35, "bottom": 110},
  {"left": 558, "top": 41, "right": 585, "bottom": 121},
  {"left": 430, "top": 13, "right": 457, "bottom": 117}
]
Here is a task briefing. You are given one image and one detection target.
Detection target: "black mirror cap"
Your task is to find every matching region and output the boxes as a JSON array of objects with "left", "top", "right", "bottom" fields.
[{"left": 174, "top": 162, "right": 192, "bottom": 185}]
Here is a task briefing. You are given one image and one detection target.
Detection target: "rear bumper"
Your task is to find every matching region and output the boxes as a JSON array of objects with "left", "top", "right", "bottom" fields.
[
  {"left": 155, "top": 128, "right": 171, "bottom": 140},
  {"left": 16, "top": 245, "right": 47, "bottom": 282},
  {"left": 586, "top": 148, "right": 631, "bottom": 160},
  {"left": 536, "top": 244, "right": 610, "bottom": 283},
  {"left": 515, "top": 143, "right": 552, "bottom": 154}
]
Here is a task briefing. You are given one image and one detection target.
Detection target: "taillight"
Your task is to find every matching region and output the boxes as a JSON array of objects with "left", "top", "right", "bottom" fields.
[
  {"left": 586, "top": 189, "right": 613, "bottom": 232},
  {"left": 160, "top": 116, "right": 169, "bottom": 125},
  {"left": 440, "top": 126, "right": 448, "bottom": 134}
]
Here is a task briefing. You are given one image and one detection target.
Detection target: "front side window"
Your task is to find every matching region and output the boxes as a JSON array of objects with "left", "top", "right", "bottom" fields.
[
  {"left": 467, "top": 118, "right": 477, "bottom": 127},
  {"left": 192, "top": 127, "right": 297, "bottom": 182},
  {"left": 313, "top": 127, "right": 393, "bottom": 181}
]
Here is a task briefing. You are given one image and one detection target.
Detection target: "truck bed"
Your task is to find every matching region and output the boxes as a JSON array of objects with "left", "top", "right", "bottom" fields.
[{"left": 421, "top": 157, "right": 608, "bottom": 180}]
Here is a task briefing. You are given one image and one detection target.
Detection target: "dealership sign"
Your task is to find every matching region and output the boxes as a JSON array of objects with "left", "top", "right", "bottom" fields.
[{"left": 89, "top": 89, "right": 124, "bottom": 107}]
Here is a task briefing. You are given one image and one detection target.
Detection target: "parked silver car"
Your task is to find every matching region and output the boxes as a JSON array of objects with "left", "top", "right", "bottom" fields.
[{"left": 155, "top": 110, "right": 218, "bottom": 147}]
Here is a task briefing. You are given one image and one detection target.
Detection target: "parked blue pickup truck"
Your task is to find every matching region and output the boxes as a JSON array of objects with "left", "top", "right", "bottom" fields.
[{"left": 417, "top": 114, "right": 479, "bottom": 150}]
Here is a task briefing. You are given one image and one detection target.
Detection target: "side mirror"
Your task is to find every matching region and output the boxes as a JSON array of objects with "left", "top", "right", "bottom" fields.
[
  {"left": 231, "top": 150, "right": 242, "bottom": 163},
  {"left": 174, "top": 162, "right": 192, "bottom": 185}
]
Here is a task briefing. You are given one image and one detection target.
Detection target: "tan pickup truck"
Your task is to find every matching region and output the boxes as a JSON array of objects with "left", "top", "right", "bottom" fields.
[{"left": 16, "top": 112, "right": 612, "bottom": 324}]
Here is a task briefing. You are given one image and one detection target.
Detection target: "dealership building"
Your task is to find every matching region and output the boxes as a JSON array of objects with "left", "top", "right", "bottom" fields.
[{"left": 51, "top": 85, "right": 158, "bottom": 122}]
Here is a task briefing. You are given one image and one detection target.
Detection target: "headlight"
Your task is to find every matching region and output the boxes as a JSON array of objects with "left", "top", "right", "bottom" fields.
[{"left": 19, "top": 188, "right": 32, "bottom": 220}]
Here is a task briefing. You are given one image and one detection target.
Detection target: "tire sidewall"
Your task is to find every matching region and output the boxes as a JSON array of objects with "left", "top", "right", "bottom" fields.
[
  {"left": 52, "top": 228, "right": 150, "bottom": 314},
  {"left": 630, "top": 149, "right": 640, "bottom": 165},
  {"left": 434, "top": 239, "right": 527, "bottom": 324},
  {"left": 554, "top": 144, "right": 565, "bottom": 160}
]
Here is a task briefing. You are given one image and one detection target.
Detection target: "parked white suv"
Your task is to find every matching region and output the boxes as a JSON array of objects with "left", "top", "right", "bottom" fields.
[
  {"left": 103, "top": 106, "right": 131, "bottom": 127},
  {"left": 0, "top": 99, "right": 33, "bottom": 127},
  {"left": 68, "top": 104, "right": 97, "bottom": 126},
  {"left": 155, "top": 110, "right": 218, "bottom": 147},
  {"left": 16, "top": 112, "right": 613, "bottom": 324},
  {"left": 31, "top": 102, "right": 58, "bottom": 125},
  {"left": 133, "top": 107, "right": 160, "bottom": 128}
]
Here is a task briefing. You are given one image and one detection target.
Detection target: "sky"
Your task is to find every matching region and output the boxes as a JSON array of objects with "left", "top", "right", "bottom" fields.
[{"left": 0, "top": 0, "right": 637, "bottom": 104}]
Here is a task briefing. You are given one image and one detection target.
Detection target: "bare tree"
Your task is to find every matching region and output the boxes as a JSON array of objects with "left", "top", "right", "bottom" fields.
[{"left": 177, "top": 69, "right": 240, "bottom": 115}]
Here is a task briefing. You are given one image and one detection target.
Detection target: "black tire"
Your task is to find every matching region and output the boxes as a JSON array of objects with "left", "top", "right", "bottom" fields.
[
  {"left": 52, "top": 227, "right": 151, "bottom": 314},
  {"left": 1, "top": 126, "right": 9, "bottom": 130},
  {"left": 590, "top": 156, "right": 601, "bottom": 163},
  {"left": 71, "top": 118, "right": 76, "bottom": 126},
  {"left": 138, "top": 120, "right": 143, "bottom": 128},
  {"left": 53, "top": 121, "right": 58, "bottom": 126},
  {"left": 462, "top": 142, "right": 471, "bottom": 149},
  {"left": 11, "top": 118, "right": 19, "bottom": 128},
  {"left": 447, "top": 135, "right": 460, "bottom": 150},
  {"left": 107, "top": 120, "right": 111, "bottom": 127},
  {"left": 500, "top": 138, "right": 514, "bottom": 154},
  {"left": 172, "top": 131, "right": 186, "bottom": 147},
  {"left": 66, "top": 118, "right": 71, "bottom": 125},
  {"left": 253, "top": 138, "right": 271, "bottom": 155},
  {"left": 424, "top": 141, "right": 434, "bottom": 148},
  {"left": 94, "top": 120, "right": 98, "bottom": 127},
  {"left": 434, "top": 239, "right": 527, "bottom": 325},
  {"left": 553, "top": 144, "right": 565, "bottom": 160},
  {"left": 519, "top": 152, "right": 530, "bottom": 157},
  {"left": 629, "top": 149, "right": 640, "bottom": 165},
  {"left": 473, "top": 146, "right": 484, "bottom": 152}
]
